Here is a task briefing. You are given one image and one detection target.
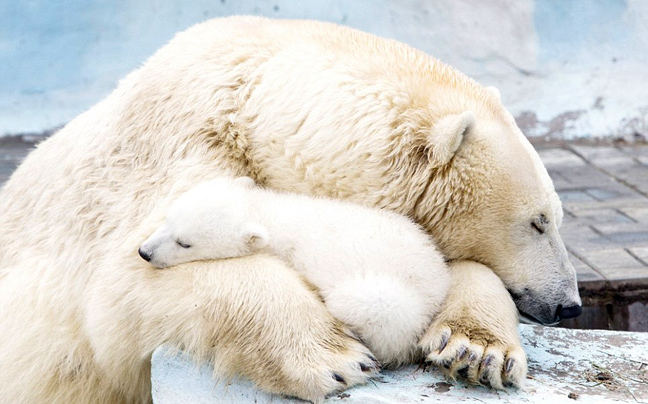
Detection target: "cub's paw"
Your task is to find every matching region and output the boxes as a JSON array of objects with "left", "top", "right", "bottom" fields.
[
  {"left": 418, "top": 261, "right": 527, "bottom": 390},
  {"left": 419, "top": 322, "right": 527, "bottom": 390}
]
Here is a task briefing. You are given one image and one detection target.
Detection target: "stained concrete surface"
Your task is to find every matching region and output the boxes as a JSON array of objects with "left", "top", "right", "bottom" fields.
[{"left": 151, "top": 325, "right": 648, "bottom": 403}]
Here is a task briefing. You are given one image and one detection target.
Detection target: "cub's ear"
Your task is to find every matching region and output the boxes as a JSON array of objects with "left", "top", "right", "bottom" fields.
[
  {"left": 426, "top": 111, "right": 475, "bottom": 168},
  {"left": 486, "top": 86, "right": 501, "bottom": 102},
  {"left": 234, "top": 176, "right": 256, "bottom": 188},
  {"left": 242, "top": 222, "right": 269, "bottom": 250}
]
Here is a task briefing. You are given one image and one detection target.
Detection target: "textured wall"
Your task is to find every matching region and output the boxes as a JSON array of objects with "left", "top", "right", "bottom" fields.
[{"left": 2, "top": 0, "right": 647, "bottom": 140}]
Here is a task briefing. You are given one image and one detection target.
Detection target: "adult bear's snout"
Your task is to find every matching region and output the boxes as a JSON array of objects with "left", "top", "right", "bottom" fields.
[{"left": 556, "top": 303, "right": 583, "bottom": 320}]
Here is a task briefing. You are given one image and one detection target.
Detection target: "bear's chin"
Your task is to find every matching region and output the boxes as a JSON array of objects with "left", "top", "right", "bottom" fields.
[{"left": 518, "top": 311, "right": 559, "bottom": 326}]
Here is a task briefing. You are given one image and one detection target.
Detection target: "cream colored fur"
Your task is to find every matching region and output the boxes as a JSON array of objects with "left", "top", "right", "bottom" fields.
[
  {"left": 0, "top": 16, "right": 576, "bottom": 403},
  {"left": 139, "top": 176, "right": 451, "bottom": 366}
]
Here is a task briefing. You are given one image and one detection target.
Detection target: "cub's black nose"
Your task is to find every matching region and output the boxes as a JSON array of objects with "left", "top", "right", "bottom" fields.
[
  {"left": 138, "top": 247, "right": 152, "bottom": 262},
  {"left": 557, "top": 304, "right": 583, "bottom": 320}
]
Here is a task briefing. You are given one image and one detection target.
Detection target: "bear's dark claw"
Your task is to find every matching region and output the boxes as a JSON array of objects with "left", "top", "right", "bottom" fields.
[
  {"left": 332, "top": 372, "right": 346, "bottom": 385},
  {"left": 438, "top": 332, "right": 450, "bottom": 353},
  {"left": 457, "top": 346, "right": 468, "bottom": 360}
]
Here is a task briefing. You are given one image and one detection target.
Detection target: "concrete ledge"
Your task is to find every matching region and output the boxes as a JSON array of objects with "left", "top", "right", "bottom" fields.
[{"left": 152, "top": 325, "right": 648, "bottom": 403}]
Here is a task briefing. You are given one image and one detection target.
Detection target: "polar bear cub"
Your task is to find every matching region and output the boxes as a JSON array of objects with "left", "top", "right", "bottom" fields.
[{"left": 139, "top": 177, "right": 451, "bottom": 366}]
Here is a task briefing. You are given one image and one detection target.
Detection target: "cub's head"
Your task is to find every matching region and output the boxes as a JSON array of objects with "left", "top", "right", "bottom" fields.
[{"left": 138, "top": 177, "right": 268, "bottom": 268}]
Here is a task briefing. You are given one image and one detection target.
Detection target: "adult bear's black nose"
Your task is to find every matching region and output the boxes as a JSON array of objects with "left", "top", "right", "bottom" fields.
[
  {"left": 138, "top": 247, "right": 152, "bottom": 262},
  {"left": 556, "top": 304, "right": 583, "bottom": 320}
]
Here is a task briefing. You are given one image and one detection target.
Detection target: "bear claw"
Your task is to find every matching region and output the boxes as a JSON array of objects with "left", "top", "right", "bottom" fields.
[
  {"left": 419, "top": 326, "right": 526, "bottom": 390},
  {"left": 438, "top": 331, "right": 451, "bottom": 352},
  {"left": 456, "top": 346, "right": 468, "bottom": 360},
  {"left": 332, "top": 372, "right": 346, "bottom": 385},
  {"left": 359, "top": 361, "right": 380, "bottom": 373}
]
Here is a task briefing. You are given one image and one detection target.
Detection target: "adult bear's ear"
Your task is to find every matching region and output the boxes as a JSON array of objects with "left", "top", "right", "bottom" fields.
[
  {"left": 425, "top": 111, "right": 475, "bottom": 168},
  {"left": 242, "top": 222, "right": 268, "bottom": 251},
  {"left": 235, "top": 176, "right": 256, "bottom": 188}
]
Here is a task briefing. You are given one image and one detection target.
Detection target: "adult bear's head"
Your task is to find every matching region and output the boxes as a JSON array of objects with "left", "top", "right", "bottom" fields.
[{"left": 409, "top": 92, "right": 581, "bottom": 326}]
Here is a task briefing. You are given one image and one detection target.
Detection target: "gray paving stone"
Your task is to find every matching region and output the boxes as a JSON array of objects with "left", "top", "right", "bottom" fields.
[
  {"left": 560, "top": 224, "right": 611, "bottom": 254},
  {"left": 591, "top": 220, "right": 648, "bottom": 232},
  {"left": 628, "top": 247, "right": 648, "bottom": 265},
  {"left": 546, "top": 170, "right": 572, "bottom": 190},
  {"left": 568, "top": 207, "right": 634, "bottom": 224},
  {"left": 607, "top": 164, "right": 648, "bottom": 185},
  {"left": 618, "top": 144, "right": 648, "bottom": 159},
  {"left": 568, "top": 252, "right": 604, "bottom": 281},
  {"left": 552, "top": 165, "right": 614, "bottom": 188},
  {"left": 537, "top": 148, "right": 586, "bottom": 168},
  {"left": 578, "top": 248, "right": 648, "bottom": 280},
  {"left": 561, "top": 192, "right": 647, "bottom": 211},
  {"left": 586, "top": 188, "right": 624, "bottom": 201},
  {"left": 606, "top": 231, "right": 648, "bottom": 246},
  {"left": 570, "top": 145, "right": 635, "bottom": 167},
  {"left": 589, "top": 222, "right": 648, "bottom": 247},
  {"left": 557, "top": 189, "right": 596, "bottom": 202},
  {"left": 620, "top": 207, "right": 648, "bottom": 223}
]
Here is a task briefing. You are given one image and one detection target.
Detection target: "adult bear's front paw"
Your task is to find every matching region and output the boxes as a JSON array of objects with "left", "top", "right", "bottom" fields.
[
  {"left": 418, "top": 260, "right": 527, "bottom": 390},
  {"left": 419, "top": 321, "right": 527, "bottom": 389},
  {"left": 278, "top": 325, "right": 381, "bottom": 403}
]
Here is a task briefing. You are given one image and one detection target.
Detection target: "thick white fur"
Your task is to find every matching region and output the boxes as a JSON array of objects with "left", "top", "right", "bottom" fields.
[
  {"left": 140, "top": 177, "right": 451, "bottom": 366},
  {"left": 0, "top": 16, "right": 577, "bottom": 403}
]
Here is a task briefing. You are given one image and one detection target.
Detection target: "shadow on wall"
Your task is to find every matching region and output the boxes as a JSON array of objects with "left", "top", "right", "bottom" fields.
[{"left": 1, "top": 0, "right": 647, "bottom": 140}]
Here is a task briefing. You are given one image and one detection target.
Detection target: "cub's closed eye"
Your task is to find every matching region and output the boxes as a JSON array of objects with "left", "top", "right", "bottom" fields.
[{"left": 176, "top": 240, "right": 191, "bottom": 248}]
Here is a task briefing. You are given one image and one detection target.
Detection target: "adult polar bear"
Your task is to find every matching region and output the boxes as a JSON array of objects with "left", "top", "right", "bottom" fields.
[{"left": 0, "top": 16, "right": 580, "bottom": 404}]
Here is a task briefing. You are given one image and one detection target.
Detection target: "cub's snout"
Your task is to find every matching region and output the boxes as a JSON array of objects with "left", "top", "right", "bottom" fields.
[{"left": 138, "top": 247, "right": 152, "bottom": 262}]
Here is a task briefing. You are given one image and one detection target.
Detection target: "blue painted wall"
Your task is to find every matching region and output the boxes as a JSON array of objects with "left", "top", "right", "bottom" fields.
[{"left": 2, "top": 0, "right": 647, "bottom": 139}]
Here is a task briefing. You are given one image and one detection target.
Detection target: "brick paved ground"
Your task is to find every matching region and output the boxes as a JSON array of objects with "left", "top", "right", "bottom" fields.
[
  {"left": 535, "top": 143, "right": 648, "bottom": 330},
  {"left": 1, "top": 135, "right": 647, "bottom": 329},
  {"left": 537, "top": 145, "right": 648, "bottom": 282}
]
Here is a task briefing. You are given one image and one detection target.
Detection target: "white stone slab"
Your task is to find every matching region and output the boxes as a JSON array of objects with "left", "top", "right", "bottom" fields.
[{"left": 152, "top": 325, "right": 648, "bottom": 403}]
